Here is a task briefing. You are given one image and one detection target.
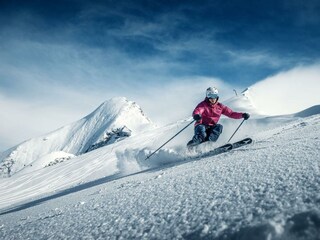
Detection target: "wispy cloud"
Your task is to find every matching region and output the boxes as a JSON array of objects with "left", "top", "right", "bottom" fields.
[{"left": 225, "top": 50, "right": 284, "bottom": 68}]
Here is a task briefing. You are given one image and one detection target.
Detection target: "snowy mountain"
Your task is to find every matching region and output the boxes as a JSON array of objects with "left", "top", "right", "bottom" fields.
[{"left": 0, "top": 97, "right": 155, "bottom": 177}]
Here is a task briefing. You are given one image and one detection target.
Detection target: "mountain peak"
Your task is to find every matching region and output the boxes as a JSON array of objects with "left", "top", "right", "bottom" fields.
[
  {"left": 86, "top": 97, "right": 152, "bottom": 128},
  {"left": 98, "top": 97, "right": 130, "bottom": 111},
  {"left": 86, "top": 97, "right": 130, "bottom": 118}
]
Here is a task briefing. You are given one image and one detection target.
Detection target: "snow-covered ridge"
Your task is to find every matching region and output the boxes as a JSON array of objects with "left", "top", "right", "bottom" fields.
[
  {"left": 293, "top": 105, "right": 320, "bottom": 117},
  {"left": 0, "top": 97, "right": 155, "bottom": 177}
]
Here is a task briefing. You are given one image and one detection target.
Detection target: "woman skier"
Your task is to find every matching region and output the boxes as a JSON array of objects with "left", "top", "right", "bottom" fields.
[{"left": 187, "top": 87, "right": 250, "bottom": 147}]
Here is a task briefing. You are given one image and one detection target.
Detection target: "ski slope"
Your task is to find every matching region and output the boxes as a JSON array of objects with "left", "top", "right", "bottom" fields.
[{"left": 0, "top": 112, "right": 319, "bottom": 239}]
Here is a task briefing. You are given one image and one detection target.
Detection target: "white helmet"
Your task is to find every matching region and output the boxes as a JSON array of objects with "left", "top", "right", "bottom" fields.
[{"left": 206, "top": 87, "right": 219, "bottom": 99}]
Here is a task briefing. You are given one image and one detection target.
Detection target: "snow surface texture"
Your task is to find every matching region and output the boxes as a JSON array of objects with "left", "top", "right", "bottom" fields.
[{"left": 0, "top": 112, "right": 320, "bottom": 239}]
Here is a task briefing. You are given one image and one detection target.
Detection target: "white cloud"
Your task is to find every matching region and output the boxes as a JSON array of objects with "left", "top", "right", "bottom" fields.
[{"left": 249, "top": 63, "right": 320, "bottom": 115}]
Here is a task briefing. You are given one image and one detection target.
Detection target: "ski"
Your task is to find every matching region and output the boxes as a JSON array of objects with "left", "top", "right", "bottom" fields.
[
  {"left": 231, "top": 137, "right": 253, "bottom": 149},
  {"left": 200, "top": 143, "right": 233, "bottom": 158},
  {"left": 188, "top": 137, "right": 253, "bottom": 160}
]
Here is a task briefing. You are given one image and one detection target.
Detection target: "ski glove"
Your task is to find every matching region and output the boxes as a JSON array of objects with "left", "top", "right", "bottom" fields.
[
  {"left": 193, "top": 114, "right": 202, "bottom": 121},
  {"left": 242, "top": 113, "right": 250, "bottom": 120}
]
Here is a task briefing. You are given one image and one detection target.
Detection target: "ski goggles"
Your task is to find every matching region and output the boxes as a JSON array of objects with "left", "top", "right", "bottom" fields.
[{"left": 207, "top": 93, "right": 219, "bottom": 99}]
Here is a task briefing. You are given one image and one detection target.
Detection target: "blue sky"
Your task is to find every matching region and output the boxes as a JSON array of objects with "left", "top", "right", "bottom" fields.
[{"left": 0, "top": 0, "right": 320, "bottom": 150}]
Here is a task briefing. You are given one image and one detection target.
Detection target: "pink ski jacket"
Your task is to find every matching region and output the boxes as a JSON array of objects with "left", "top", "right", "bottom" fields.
[{"left": 193, "top": 98, "right": 243, "bottom": 126}]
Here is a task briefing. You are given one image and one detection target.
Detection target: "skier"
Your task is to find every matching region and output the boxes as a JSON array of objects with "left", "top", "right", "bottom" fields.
[{"left": 187, "top": 87, "right": 250, "bottom": 147}]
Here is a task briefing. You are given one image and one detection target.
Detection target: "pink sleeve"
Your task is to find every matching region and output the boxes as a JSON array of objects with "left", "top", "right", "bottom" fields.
[
  {"left": 193, "top": 103, "right": 205, "bottom": 116},
  {"left": 222, "top": 105, "right": 243, "bottom": 119}
]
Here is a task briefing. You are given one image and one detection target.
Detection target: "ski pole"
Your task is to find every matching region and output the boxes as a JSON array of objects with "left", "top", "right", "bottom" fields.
[
  {"left": 145, "top": 119, "right": 196, "bottom": 160},
  {"left": 227, "top": 119, "right": 246, "bottom": 143}
]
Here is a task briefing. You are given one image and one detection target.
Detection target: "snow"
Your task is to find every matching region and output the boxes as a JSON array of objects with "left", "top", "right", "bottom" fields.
[
  {"left": 15, "top": 151, "right": 75, "bottom": 176},
  {"left": 0, "top": 84, "right": 320, "bottom": 239},
  {"left": 0, "top": 114, "right": 319, "bottom": 239}
]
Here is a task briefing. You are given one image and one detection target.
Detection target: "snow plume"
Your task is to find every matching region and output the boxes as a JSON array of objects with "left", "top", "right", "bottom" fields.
[
  {"left": 249, "top": 63, "right": 320, "bottom": 115},
  {"left": 115, "top": 149, "right": 143, "bottom": 175},
  {"left": 116, "top": 148, "right": 185, "bottom": 172}
]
